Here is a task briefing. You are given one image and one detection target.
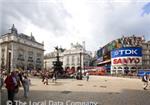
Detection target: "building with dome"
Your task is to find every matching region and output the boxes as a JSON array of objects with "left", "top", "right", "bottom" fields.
[{"left": 0, "top": 25, "right": 44, "bottom": 72}]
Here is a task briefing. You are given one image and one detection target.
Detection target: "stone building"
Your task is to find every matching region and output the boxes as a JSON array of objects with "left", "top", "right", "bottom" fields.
[
  {"left": 44, "top": 50, "right": 63, "bottom": 70},
  {"left": 142, "top": 41, "right": 150, "bottom": 69},
  {"left": 0, "top": 25, "right": 44, "bottom": 72},
  {"left": 44, "top": 42, "right": 92, "bottom": 72},
  {"left": 63, "top": 42, "right": 92, "bottom": 71}
]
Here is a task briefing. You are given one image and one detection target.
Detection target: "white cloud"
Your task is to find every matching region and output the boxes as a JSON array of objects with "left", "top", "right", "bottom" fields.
[{"left": 1, "top": 0, "right": 150, "bottom": 54}]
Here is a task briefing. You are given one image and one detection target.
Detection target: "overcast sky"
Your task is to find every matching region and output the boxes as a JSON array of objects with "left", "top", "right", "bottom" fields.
[{"left": 0, "top": 0, "right": 150, "bottom": 54}]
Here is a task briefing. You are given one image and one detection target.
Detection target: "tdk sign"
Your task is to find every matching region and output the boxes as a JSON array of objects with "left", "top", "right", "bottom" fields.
[
  {"left": 114, "top": 49, "right": 138, "bottom": 56},
  {"left": 111, "top": 47, "right": 142, "bottom": 58}
]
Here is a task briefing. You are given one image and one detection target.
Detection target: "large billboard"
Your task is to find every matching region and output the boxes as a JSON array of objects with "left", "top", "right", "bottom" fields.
[{"left": 111, "top": 47, "right": 142, "bottom": 65}]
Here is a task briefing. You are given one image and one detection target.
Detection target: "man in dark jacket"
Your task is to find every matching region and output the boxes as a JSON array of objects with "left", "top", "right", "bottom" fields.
[
  {"left": 142, "top": 73, "right": 149, "bottom": 90},
  {"left": 4, "top": 71, "right": 17, "bottom": 104}
]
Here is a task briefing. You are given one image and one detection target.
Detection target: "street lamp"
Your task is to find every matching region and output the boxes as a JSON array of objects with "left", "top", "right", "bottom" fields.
[
  {"left": 45, "top": 61, "right": 47, "bottom": 70},
  {"left": 79, "top": 52, "right": 82, "bottom": 80},
  {"left": 8, "top": 50, "right": 12, "bottom": 73}
]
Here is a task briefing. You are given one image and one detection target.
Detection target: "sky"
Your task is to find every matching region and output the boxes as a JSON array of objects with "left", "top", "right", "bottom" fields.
[{"left": 0, "top": 0, "right": 150, "bottom": 54}]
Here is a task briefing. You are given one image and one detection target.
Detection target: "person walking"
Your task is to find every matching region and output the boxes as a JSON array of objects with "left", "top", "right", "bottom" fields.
[
  {"left": 52, "top": 73, "right": 57, "bottom": 83},
  {"left": 14, "top": 70, "right": 21, "bottom": 94},
  {"left": 142, "top": 73, "right": 149, "bottom": 90},
  {"left": 4, "top": 72, "right": 17, "bottom": 105},
  {"left": 18, "top": 71, "right": 23, "bottom": 86},
  {"left": 41, "top": 72, "right": 45, "bottom": 83},
  {"left": 86, "top": 72, "right": 89, "bottom": 81},
  {"left": 52, "top": 74, "right": 55, "bottom": 83},
  {"left": 44, "top": 72, "right": 49, "bottom": 85},
  {"left": 0, "top": 72, "right": 4, "bottom": 90},
  {"left": 22, "top": 76, "right": 30, "bottom": 98}
]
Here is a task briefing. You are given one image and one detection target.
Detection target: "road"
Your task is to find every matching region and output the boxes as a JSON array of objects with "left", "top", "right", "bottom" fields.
[{"left": 1, "top": 76, "right": 150, "bottom": 105}]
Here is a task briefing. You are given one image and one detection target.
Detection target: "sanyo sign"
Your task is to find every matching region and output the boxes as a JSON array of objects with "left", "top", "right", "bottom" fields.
[{"left": 111, "top": 47, "right": 142, "bottom": 65}]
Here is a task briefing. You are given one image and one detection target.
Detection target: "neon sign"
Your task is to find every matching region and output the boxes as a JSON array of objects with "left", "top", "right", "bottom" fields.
[
  {"left": 113, "top": 57, "right": 140, "bottom": 64},
  {"left": 111, "top": 47, "right": 142, "bottom": 58},
  {"left": 111, "top": 47, "right": 142, "bottom": 66}
]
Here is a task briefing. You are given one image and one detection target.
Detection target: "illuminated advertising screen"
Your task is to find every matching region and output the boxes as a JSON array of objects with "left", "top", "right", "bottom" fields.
[{"left": 111, "top": 47, "right": 142, "bottom": 65}]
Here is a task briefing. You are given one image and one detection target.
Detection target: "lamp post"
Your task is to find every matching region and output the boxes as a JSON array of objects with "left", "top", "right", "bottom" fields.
[
  {"left": 45, "top": 61, "right": 47, "bottom": 70},
  {"left": 79, "top": 52, "right": 82, "bottom": 80},
  {"left": 8, "top": 50, "right": 11, "bottom": 73},
  {"left": 135, "top": 62, "right": 138, "bottom": 76}
]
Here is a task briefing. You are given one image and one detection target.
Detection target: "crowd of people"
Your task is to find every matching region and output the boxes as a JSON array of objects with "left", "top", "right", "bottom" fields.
[
  {"left": 1, "top": 68, "right": 150, "bottom": 105},
  {"left": 0, "top": 70, "right": 30, "bottom": 105},
  {"left": 40, "top": 70, "right": 59, "bottom": 85}
]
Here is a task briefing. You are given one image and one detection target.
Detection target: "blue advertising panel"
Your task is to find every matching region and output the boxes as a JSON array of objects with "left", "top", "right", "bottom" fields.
[
  {"left": 111, "top": 47, "right": 142, "bottom": 58},
  {"left": 137, "top": 70, "right": 150, "bottom": 77}
]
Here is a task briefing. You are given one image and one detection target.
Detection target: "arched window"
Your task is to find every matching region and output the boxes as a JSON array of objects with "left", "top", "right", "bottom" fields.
[
  {"left": 114, "top": 67, "right": 116, "bottom": 69},
  {"left": 118, "top": 67, "right": 122, "bottom": 69},
  {"left": 124, "top": 67, "right": 129, "bottom": 70},
  {"left": 131, "top": 67, "right": 136, "bottom": 69}
]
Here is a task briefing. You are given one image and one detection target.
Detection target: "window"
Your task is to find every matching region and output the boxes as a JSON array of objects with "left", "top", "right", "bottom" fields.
[
  {"left": 124, "top": 67, "right": 129, "bottom": 70},
  {"left": 28, "top": 51, "right": 33, "bottom": 55},
  {"left": 112, "top": 70, "right": 116, "bottom": 73},
  {"left": 118, "top": 67, "right": 122, "bottom": 69},
  {"left": 28, "top": 51, "right": 33, "bottom": 62},
  {"left": 77, "top": 56, "right": 80, "bottom": 65},
  {"left": 131, "top": 67, "right": 136, "bottom": 69},
  {"left": 37, "top": 53, "right": 41, "bottom": 57},
  {"left": 66, "top": 56, "right": 69, "bottom": 65},
  {"left": 36, "top": 58, "right": 41, "bottom": 63},
  {"left": 114, "top": 67, "right": 116, "bottom": 69},
  {"left": 72, "top": 56, "right": 74, "bottom": 65},
  {"left": 17, "top": 49, "right": 24, "bottom": 61}
]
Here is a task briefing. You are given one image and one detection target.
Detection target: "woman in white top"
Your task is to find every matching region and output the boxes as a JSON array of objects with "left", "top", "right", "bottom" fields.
[
  {"left": 86, "top": 72, "right": 89, "bottom": 81},
  {"left": 23, "top": 76, "right": 30, "bottom": 98}
]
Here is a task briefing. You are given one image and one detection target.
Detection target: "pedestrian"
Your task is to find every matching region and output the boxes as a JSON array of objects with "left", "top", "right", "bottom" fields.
[
  {"left": 86, "top": 72, "right": 89, "bottom": 81},
  {"left": 44, "top": 72, "right": 49, "bottom": 85},
  {"left": 52, "top": 75, "right": 55, "bottom": 83},
  {"left": 18, "top": 71, "right": 23, "bottom": 86},
  {"left": 22, "top": 76, "right": 30, "bottom": 98},
  {"left": 14, "top": 70, "right": 20, "bottom": 94},
  {"left": 4, "top": 72, "right": 17, "bottom": 105},
  {"left": 52, "top": 73, "right": 57, "bottom": 83},
  {"left": 142, "top": 73, "right": 149, "bottom": 90},
  {"left": 41, "top": 71, "right": 45, "bottom": 83},
  {"left": 0, "top": 74, "right": 4, "bottom": 90},
  {"left": 54, "top": 73, "right": 57, "bottom": 82}
]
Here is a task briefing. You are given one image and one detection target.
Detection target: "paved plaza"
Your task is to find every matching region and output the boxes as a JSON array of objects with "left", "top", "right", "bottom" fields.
[{"left": 1, "top": 76, "right": 150, "bottom": 105}]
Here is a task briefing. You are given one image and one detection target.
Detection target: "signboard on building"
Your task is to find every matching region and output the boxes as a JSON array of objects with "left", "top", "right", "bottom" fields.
[{"left": 111, "top": 47, "right": 142, "bottom": 65}]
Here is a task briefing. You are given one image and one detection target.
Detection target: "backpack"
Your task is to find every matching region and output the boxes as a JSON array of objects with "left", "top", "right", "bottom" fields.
[{"left": 142, "top": 75, "right": 147, "bottom": 82}]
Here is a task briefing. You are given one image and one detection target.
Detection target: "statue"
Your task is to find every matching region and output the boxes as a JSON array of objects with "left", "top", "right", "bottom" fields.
[
  {"left": 53, "top": 46, "right": 64, "bottom": 78},
  {"left": 9, "top": 24, "right": 18, "bottom": 35}
]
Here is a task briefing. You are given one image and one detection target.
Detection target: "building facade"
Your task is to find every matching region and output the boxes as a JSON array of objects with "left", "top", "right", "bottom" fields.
[
  {"left": 0, "top": 25, "right": 44, "bottom": 72},
  {"left": 63, "top": 42, "right": 92, "bottom": 71},
  {"left": 142, "top": 41, "right": 150, "bottom": 69},
  {"left": 44, "top": 42, "right": 92, "bottom": 72},
  {"left": 96, "top": 35, "right": 150, "bottom": 74},
  {"left": 44, "top": 50, "right": 63, "bottom": 70}
]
